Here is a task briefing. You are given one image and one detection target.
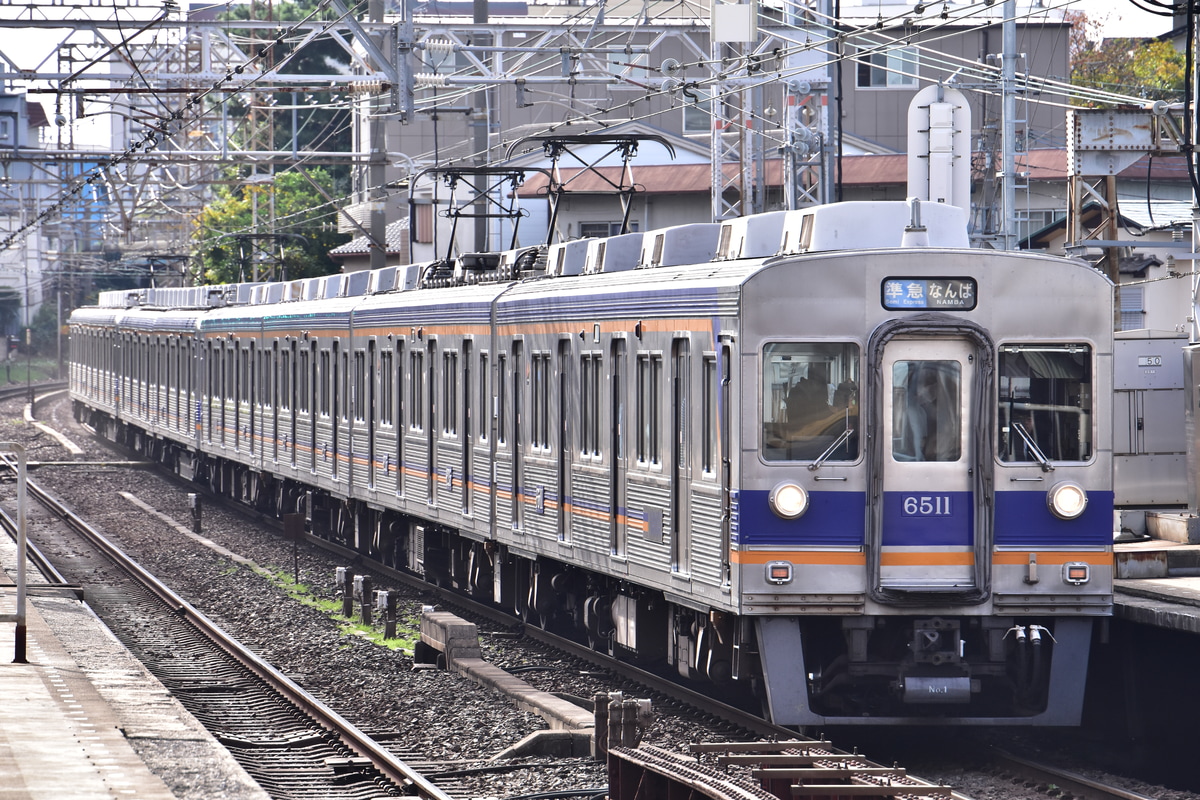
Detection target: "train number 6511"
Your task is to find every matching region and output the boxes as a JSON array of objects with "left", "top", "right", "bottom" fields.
[{"left": 902, "top": 495, "right": 952, "bottom": 516}]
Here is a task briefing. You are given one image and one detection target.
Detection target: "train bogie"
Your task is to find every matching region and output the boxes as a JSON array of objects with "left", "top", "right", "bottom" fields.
[{"left": 68, "top": 199, "right": 1113, "bottom": 727}]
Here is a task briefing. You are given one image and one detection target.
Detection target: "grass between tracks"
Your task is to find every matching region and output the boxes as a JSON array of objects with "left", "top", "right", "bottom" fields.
[{"left": 263, "top": 567, "right": 421, "bottom": 654}]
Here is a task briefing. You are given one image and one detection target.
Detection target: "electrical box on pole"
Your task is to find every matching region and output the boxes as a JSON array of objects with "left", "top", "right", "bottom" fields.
[
  {"left": 709, "top": 0, "right": 757, "bottom": 222},
  {"left": 1065, "top": 105, "right": 1186, "bottom": 329}
]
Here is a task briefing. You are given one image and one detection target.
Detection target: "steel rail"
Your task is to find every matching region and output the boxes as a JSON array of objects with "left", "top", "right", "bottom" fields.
[
  {"left": 9, "top": 469, "right": 458, "bottom": 800},
  {"left": 0, "top": 503, "right": 79, "bottom": 593},
  {"left": 989, "top": 749, "right": 1160, "bottom": 800},
  {"left": 0, "top": 380, "right": 66, "bottom": 406}
]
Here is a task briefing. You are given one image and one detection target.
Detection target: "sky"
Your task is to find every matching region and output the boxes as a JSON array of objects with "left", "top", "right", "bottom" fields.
[{"left": 1069, "top": 0, "right": 1176, "bottom": 39}]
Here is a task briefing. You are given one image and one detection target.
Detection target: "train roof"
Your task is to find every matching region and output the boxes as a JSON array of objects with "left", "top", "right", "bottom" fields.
[
  {"left": 350, "top": 281, "right": 511, "bottom": 329},
  {"left": 71, "top": 200, "right": 996, "bottom": 331},
  {"left": 69, "top": 305, "right": 208, "bottom": 331},
  {"left": 494, "top": 257, "right": 761, "bottom": 324}
]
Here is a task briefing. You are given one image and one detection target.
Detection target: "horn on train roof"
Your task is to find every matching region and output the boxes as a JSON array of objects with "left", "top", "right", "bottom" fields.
[{"left": 900, "top": 197, "right": 931, "bottom": 248}]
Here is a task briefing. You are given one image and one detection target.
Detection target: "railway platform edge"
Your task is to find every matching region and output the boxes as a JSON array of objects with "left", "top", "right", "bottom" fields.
[{"left": 0, "top": 535, "right": 271, "bottom": 800}]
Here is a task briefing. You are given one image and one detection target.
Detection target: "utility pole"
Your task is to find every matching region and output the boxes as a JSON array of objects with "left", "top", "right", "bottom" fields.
[
  {"left": 1194, "top": 5, "right": 1200, "bottom": 344},
  {"left": 999, "top": 0, "right": 1018, "bottom": 251},
  {"left": 473, "top": 0, "right": 490, "bottom": 251},
  {"left": 369, "top": 0, "right": 388, "bottom": 271},
  {"left": 710, "top": 1, "right": 755, "bottom": 221}
]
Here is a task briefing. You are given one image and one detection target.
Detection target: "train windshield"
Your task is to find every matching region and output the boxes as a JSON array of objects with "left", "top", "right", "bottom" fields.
[
  {"left": 891, "top": 360, "right": 962, "bottom": 462},
  {"left": 998, "top": 344, "right": 1093, "bottom": 463},
  {"left": 762, "top": 342, "right": 859, "bottom": 462}
]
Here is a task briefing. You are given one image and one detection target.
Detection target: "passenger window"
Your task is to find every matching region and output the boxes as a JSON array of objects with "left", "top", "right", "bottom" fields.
[
  {"left": 497, "top": 353, "right": 507, "bottom": 445},
  {"left": 319, "top": 351, "right": 331, "bottom": 416},
  {"left": 354, "top": 351, "right": 367, "bottom": 422},
  {"left": 379, "top": 351, "right": 393, "bottom": 426},
  {"left": 410, "top": 350, "right": 424, "bottom": 430},
  {"left": 478, "top": 352, "right": 489, "bottom": 441},
  {"left": 891, "top": 360, "right": 961, "bottom": 462},
  {"left": 762, "top": 342, "right": 859, "bottom": 462},
  {"left": 998, "top": 344, "right": 1093, "bottom": 462},
  {"left": 580, "top": 353, "right": 602, "bottom": 458},
  {"left": 298, "top": 349, "right": 310, "bottom": 414},
  {"left": 701, "top": 355, "right": 717, "bottom": 475},
  {"left": 531, "top": 352, "right": 551, "bottom": 451},
  {"left": 636, "top": 353, "right": 662, "bottom": 464},
  {"left": 443, "top": 350, "right": 458, "bottom": 435}
]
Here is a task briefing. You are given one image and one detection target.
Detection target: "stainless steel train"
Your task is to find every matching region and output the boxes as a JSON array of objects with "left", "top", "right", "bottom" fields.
[{"left": 68, "top": 199, "right": 1114, "bottom": 726}]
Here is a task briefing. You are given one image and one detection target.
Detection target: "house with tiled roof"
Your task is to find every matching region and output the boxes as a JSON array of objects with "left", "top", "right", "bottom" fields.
[{"left": 329, "top": 217, "right": 411, "bottom": 272}]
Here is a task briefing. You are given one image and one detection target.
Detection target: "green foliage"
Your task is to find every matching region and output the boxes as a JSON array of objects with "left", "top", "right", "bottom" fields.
[
  {"left": 265, "top": 568, "right": 419, "bottom": 653},
  {"left": 1069, "top": 12, "right": 1185, "bottom": 104},
  {"left": 192, "top": 168, "right": 350, "bottom": 285},
  {"left": 29, "top": 301, "right": 60, "bottom": 357}
]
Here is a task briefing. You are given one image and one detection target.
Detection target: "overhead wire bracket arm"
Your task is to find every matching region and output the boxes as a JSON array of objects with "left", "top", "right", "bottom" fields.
[
  {"left": 505, "top": 134, "right": 676, "bottom": 241},
  {"left": 408, "top": 166, "right": 550, "bottom": 259},
  {"left": 327, "top": 0, "right": 400, "bottom": 112}
]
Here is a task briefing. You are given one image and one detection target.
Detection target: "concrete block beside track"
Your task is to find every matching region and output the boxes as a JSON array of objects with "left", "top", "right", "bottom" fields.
[
  {"left": 419, "top": 610, "right": 483, "bottom": 664},
  {"left": 419, "top": 609, "right": 594, "bottom": 733}
]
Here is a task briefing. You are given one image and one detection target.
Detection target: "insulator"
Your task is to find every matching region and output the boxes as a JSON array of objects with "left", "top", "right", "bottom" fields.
[
  {"left": 414, "top": 73, "right": 449, "bottom": 88},
  {"left": 660, "top": 57, "right": 681, "bottom": 76},
  {"left": 425, "top": 39, "right": 455, "bottom": 53}
]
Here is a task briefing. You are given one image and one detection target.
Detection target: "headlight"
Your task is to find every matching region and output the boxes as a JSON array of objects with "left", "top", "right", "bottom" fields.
[
  {"left": 1047, "top": 481, "right": 1088, "bottom": 520},
  {"left": 769, "top": 482, "right": 809, "bottom": 520}
]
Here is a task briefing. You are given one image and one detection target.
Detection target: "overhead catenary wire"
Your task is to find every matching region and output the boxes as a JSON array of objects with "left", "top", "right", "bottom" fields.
[
  {"left": 393, "top": 0, "right": 1164, "bottom": 171},
  {"left": 1, "top": 0, "right": 358, "bottom": 253},
  {"left": 72, "top": 5, "right": 1159, "bottom": 188},
  {"left": 7, "top": 0, "right": 1182, "bottom": 258}
]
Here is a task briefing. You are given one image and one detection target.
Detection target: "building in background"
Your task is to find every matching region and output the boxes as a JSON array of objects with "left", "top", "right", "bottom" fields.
[{"left": 0, "top": 91, "right": 51, "bottom": 337}]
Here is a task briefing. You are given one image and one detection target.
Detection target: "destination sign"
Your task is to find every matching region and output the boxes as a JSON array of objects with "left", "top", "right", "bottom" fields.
[{"left": 881, "top": 277, "right": 977, "bottom": 311}]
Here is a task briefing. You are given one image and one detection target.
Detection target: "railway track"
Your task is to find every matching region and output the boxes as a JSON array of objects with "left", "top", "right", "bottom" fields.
[
  {"left": 256, "top": 520, "right": 978, "bottom": 800},
  {"left": 987, "top": 750, "right": 1161, "bottom": 800},
  {"left": 0, "top": 379, "right": 64, "bottom": 406},
  {"left": 0, "top": 460, "right": 464, "bottom": 800}
]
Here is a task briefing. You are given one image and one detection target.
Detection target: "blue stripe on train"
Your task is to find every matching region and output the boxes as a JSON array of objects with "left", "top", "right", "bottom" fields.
[
  {"left": 737, "top": 490, "right": 864, "bottom": 547},
  {"left": 736, "top": 489, "right": 1113, "bottom": 548},
  {"left": 881, "top": 491, "right": 974, "bottom": 546},
  {"left": 994, "top": 490, "right": 1113, "bottom": 547}
]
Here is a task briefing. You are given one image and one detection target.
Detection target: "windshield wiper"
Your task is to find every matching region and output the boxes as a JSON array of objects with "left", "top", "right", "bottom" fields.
[
  {"left": 809, "top": 417, "right": 854, "bottom": 471},
  {"left": 1012, "top": 422, "right": 1054, "bottom": 472}
]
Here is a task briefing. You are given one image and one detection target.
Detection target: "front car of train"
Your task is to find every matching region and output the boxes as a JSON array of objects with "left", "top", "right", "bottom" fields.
[{"left": 739, "top": 200, "right": 1113, "bottom": 725}]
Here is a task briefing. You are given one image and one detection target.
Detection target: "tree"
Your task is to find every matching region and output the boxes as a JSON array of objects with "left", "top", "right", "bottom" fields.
[
  {"left": 29, "top": 300, "right": 59, "bottom": 357},
  {"left": 192, "top": 168, "right": 350, "bottom": 285},
  {"left": 1068, "top": 10, "right": 1185, "bottom": 103}
]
